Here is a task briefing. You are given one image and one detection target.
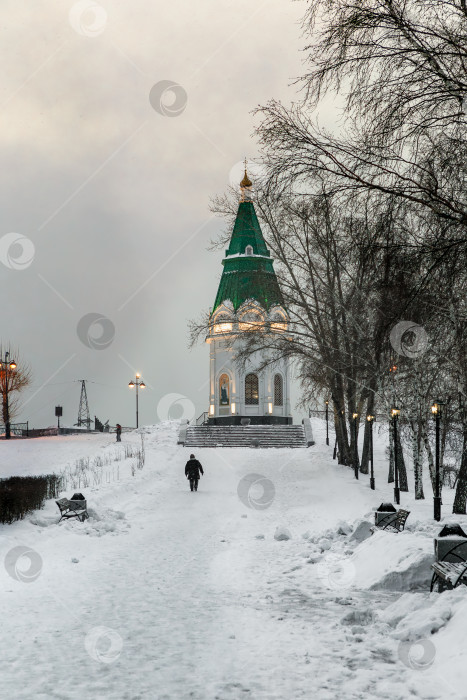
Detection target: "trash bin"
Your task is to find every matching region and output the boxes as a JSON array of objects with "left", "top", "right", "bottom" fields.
[
  {"left": 70, "top": 493, "right": 87, "bottom": 510},
  {"left": 435, "top": 523, "right": 467, "bottom": 562},
  {"left": 374, "top": 502, "right": 397, "bottom": 527}
]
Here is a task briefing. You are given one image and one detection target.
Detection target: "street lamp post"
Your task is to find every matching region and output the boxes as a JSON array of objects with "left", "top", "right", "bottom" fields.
[
  {"left": 432, "top": 401, "right": 444, "bottom": 522},
  {"left": 0, "top": 351, "right": 17, "bottom": 440},
  {"left": 367, "top": 414, "right": 375, "bottom": 490},
  {"left": 352, "top": 412, "right": 359, "bottom": 479},
  {"left": 128, "top": 373, "right": 145, "bottom": 429},
  {"left": 325, "top": 400, "right": 329, "bottom": 446},
  {"left": 391, "top": 408, "right": 401, "bottom": 505}
]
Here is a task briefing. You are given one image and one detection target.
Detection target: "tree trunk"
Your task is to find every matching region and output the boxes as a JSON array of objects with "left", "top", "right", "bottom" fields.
[
  {"left": 337, "top": 412, "right": 352, "bottom": 466},
  {"left": 359, "top": 420, "right": 370, "bottom": 474},
  {"left": 422, "top": 424, "right": 436, "bottom": 490},
  {"left": 360, "top": 393, "right": 375, "bottom": 475},
  {"left": 332, "top": 387, "right": 352, "bottom": 466},
  {"left": 397, "top": 428, "right": 409, "bottom": 492},
  {"left": 411, "top": 419, "right": 425, "bottom": 500},
  {"left": 388, "top": 420, "right": 408, "bottom": 490},
  {"left": 453, "top": 420, "right": 467, "bottom": 514}
]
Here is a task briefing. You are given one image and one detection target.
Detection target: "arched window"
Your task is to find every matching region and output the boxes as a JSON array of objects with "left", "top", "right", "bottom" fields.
[
  {"left": 245, "top": 373, "right": 259, "bottom": 405},
  {"left": 213, "top": 314, "right": 232, "bottom": 334},
  {"left": 239, "top": 310, "right": 263, "bottom": 332},
  {"left": 274, "top": 374, "right": 283, "bottom": 406},
  {"left": 219, "top": 374, "right": 230, "bottom": 405},
  {"left": 245, "top": 245, "right": 253, "bottom": 256}
]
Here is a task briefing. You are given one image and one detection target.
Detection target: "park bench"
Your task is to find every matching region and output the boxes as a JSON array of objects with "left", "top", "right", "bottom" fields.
[
  {"left": 430, "top": 540, "right": 467, "bottom": 592},
  {"left": 373, "top": 509, "right": 410, "bottom": 533},
  {"left": 56, "top": 496, "right": 89, "bottom": 523}
]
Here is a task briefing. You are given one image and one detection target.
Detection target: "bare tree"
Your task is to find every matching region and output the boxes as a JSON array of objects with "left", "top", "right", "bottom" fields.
[
  {"left": 250, "top": 0, "right": 467, "bottom": 510},
  {"left": 256, "top": 0, "right": 467, "bottom": 262},
  {"left": 0, "top": 347, "right": 32, "bottom": 434}
]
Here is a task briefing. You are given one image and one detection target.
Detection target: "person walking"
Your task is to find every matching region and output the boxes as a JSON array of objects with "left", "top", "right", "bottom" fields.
[
  {"left": 116, "top": 423, "right": 122, "bottom": 442},
  {"left": 185, "top": 454, "right": 204, "bottom": 492}
]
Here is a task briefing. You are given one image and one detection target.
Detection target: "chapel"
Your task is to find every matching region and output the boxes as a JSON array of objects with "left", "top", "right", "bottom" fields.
[{"left": 206, "top": 168, "right": 292, "bottom": 425}]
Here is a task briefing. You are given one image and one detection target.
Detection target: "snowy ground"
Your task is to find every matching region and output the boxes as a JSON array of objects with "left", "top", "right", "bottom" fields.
[{"left": 1, "top": 420, "right": 467, "bottom": 699}]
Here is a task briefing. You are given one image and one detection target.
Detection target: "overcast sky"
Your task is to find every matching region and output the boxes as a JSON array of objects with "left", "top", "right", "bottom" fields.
[{"left": 1, "top": 0, "right": 307, "bottom": 429}]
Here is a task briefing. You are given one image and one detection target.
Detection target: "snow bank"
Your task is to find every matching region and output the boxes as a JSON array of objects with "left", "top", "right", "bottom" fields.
[
  {"left": 351, "top": 530, "right": 434, "bottom": 591},
  {"left": 306, "top": 515, "right": 434, "bottom": 592}
]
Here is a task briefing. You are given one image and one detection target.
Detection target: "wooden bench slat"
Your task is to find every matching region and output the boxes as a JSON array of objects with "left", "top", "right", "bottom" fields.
[
  {"left": 432, "top": 562, "right": 466, "bottom": 574},
  {"left": 431, "top": 560, "right": 467, "bottom": 590}
]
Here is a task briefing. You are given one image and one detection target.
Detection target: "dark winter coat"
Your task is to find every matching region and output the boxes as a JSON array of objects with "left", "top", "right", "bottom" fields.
[{"left": 185, "top": 459, "right": 204, "bottom": 479}]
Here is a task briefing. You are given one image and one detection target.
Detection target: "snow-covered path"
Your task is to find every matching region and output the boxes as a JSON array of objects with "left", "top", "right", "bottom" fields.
[{"left": 1, "top": 422, "right": 467, "bottom": 699}]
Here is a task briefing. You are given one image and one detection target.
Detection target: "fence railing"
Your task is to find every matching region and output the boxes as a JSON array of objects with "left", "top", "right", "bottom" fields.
[
  {"left": 0, "top": 422, "right": 29, "bottom": 437},
  {"left": 0, "top": 423, "right": 134, "bottom": 438}
]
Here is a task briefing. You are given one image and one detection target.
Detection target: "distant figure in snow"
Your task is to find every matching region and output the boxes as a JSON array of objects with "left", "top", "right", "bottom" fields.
[
  {"left": 116, "top": 423, "right": 122, "bottom": 442},
  {"left": 185, "top": 454, "right": 204, "bottom": 492}
]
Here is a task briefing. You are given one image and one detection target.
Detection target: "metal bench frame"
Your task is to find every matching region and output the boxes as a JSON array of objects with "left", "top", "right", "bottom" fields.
[
  {"left": 56, "top": 498, "right": 89, "bottom": 523},
  {"left": 430, "top": 541, "right": 467, "bottom": 592},
  {"left": 373, "top": 509, "right": 410, "bottom": 533}
]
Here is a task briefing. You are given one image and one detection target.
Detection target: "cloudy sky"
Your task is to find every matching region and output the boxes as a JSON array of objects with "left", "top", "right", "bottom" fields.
[{"left": 1, "top": 0, "right": 306, "bottom": 429}]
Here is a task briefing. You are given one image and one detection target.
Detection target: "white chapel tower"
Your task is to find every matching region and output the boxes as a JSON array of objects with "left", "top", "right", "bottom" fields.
[{"left": 205, "top": 168, "right": 292, "bottom": 425}]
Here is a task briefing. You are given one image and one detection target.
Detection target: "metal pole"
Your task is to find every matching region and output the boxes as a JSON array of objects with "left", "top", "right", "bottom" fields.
[
  {"left": 369, "top": 419, "right": 375, "bottom": 490},
  {"left": 393, "top": 415, "right": 400, "bottom": 504},
  {"left": 136, "top": 382, "right": 139, "bottom": 429},
  {"left": 4, "top": 351, "right": 11, "bottom": 440},
  {"left": 434, "top": 409, "right": 441, "bottom": 521},
  {"left": 353, "top": 416, "right": 359, "bottom": 479},
  {"left": 4, "top": 380, "right": 10, "bottom": 439},
  {"left": 325, "top": 402, "right": 329, "bottom": 446}
]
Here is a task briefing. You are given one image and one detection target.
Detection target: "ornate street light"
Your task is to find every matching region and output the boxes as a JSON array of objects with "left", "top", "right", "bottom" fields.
[
  {"left": 0, "top": 351, "right": 17, "bottom": 440},
  {"left": 352, "top": 412, "right": 359, "bottom": 479},
  {"left": 325, "top": 400, "right": 330, "bottom": 446},
  {"left": 431, "top": 401, "right": 445, "bottom": 522},
  {"left": 391, "top": 408, "right": 401, "bottom": 504},
  {"left": 367, "top": 414, "right": 375, "bottom": 490},
  {"left": 128, "top": 373, "right": 145, "bottom": 429}
]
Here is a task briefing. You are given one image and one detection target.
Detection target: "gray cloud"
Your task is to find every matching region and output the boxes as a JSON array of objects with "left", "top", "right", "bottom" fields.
[{"left": 1, "top": 0, "right": 304, "bottom": 429}]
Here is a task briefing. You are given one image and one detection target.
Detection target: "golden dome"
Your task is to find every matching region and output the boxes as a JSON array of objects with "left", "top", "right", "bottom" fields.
[{"left": 240, "top": 169, "right": 252, "bottom": 188}]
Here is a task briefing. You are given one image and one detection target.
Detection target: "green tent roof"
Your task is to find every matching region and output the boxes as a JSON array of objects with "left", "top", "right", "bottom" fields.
[
  {"left": 212, "top": 200, "right": 284, "bottom": 313},
  {"left": 225, "top": 201, "right": 270, "bottom": 257}
]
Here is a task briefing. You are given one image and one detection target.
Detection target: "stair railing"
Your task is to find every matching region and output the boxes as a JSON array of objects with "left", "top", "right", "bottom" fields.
[{"left": 195, "top": 411, "right": 209, "bottom": 426}]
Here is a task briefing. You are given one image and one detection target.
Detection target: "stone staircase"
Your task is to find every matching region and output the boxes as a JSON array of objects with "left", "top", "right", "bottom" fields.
[{"left": 182, "top": 424, "right": 310, "bottom": 448}]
